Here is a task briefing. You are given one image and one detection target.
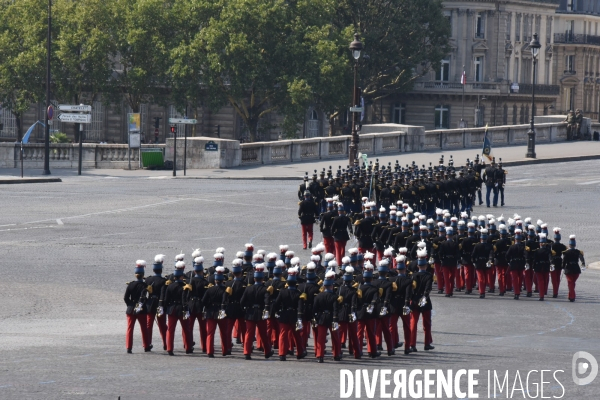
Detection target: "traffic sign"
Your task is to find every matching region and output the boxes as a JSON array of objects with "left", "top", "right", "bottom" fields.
[
  {"left": 58, "top": 104, "right": 92, "bottom": 112},
  {"left": 349, "top": 107, "right": 364, "bottom": 113},
  {"left": 169, "top": 118, "right": 197, "bottom": 124},
  {"left": 58, "top": 113, "right": 91, "bottom": 123},
  {"left": 47, "top": 105, "right": 54, "bottom": 120}
]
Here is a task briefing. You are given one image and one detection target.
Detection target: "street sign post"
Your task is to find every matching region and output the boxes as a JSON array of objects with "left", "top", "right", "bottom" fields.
[
  {"left": 168, "top": 118, "right": 197, "bottom": 124},
  {"left": 58, "top": 104, "right": 92, "bottom": 112},
  {"left": 57, "top": 113, "right": 91, "bottom": 123}
]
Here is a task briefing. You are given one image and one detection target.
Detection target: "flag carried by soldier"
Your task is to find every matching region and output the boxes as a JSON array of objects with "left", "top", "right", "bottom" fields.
[{"left": 482, "top": 124, "right": 493, "bottom": 162}]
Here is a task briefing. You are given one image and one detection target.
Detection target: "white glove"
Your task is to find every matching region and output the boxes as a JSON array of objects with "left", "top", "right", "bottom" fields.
[
  {"left": 296, "top": 319, "right": 304, "bottom": 331},
  {"left": 366, "top": 304, "right": 374, "bottom": 314},
  {"left": 402, "top": 305, "right": 411, "bottom": 316},
  {"left": 262, "top": 309, "right": 270, "bottom": 320},
  {"left": 349, "top": 312, "right": 357, "bottom": 323},
  {"left": 418, "top": 296, "right": 427, "bottom": 307},
  {"left": 332, "top": 322, "right": 339, "bottom": 331},
  {"left": 156, "top": 306, "right": 164, "bottom": 317},
  {"left": 183, "top": 310, "right": 190, "bottom": 320},
  {"left": 525, "top": 263, "right": 530, "bottom": 270},
  {"left": 218, "top": 309, "right": 227, "bottom": 320},
  {"left": 379, "top": 306, "right": 388, "bottom": 316}
]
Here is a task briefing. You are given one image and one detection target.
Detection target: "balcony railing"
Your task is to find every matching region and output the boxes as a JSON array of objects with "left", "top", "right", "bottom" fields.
[
  {"left": 554, "top": 33, "right": 600, "bottom": 45},
  {"left": 515, "top": 84, "right": 560, "bottom": 95},
  {"left": 417, "top": 81, "right": 498, "bottom": 90}
]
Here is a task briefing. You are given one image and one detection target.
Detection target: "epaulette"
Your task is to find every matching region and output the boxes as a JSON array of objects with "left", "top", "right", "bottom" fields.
[
  {"left": 378, "top": 287, "right": 384, "bottom": 297},
  {"left": 165, "top": 280, "right": 172, "bottom": 286},
  {"left": 225, "top": 287, "right": 233, "bottom": 295},
  {"left": 183, "top": 283, "right": 192, "bottom": 291},
  {"left": 337, "top": 295, "right": 344, "bottom": 304},
  {"left": 580, "top": 250, "right": 584, "bottom": 256},
  {"left": 525, "top": 246, "right": 530, "bottom": 251},
  {"left": 267, "top": 286, "right": 274, "bottom": 294},
  {"left": 356, "top": 288, "right": 363, "bottom": 298},
  {"left": 280, "top": 277, "right": 285, "bottom": 282},
  {"left": 126, "top": 281, "right": 131, "bottom": 285},
  {"left": 298, "top": 201, "right": 301, "bottom": 205},
  {"left": 299, "top": 293, "right": 307, "bottom": 301},
  {"left": 412, "top": 280, "right": 417, "bottom": 289},
  {"left": 207, "top": 283, "right": 214, "bottom": 288},
  {"left": 551, "top": 250, "right": 556, "bottom": 256},
  {"left": 352, "top": 282, "right": 359, "bottom": 289},
  {"left": 147, "top": 285, "right": 153, "bottom": 294},
  {"left": 392, "top": 282, "right": 398, "bottom": 291}
]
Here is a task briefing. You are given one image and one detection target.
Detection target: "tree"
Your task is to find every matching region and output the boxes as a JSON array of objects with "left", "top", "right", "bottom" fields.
[
  {"left": 0, "top": 0, "right": 47, "bottom": 140},
  {"left": 333, "top": 0, "right": 450, "bottom": 117},
  {"left": 109, "top": 0, "right": 175, "bottom": 113},
  {"left": 53, "top": 0, "right": 117, "bottom": 140},
  {"left": 197, "top": 0, "right": 346, "bottom": 141}
]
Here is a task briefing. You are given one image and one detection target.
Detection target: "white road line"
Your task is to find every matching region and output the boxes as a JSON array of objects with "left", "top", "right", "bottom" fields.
[
  {"left": 510, "top": 178, "right": 534, "bottom": 183},
  {"left": 56, "top": 219, "right": 63, "bottom": 225},
  {"left": 577, "top": 180, "right": 600, "bottom": 185}
]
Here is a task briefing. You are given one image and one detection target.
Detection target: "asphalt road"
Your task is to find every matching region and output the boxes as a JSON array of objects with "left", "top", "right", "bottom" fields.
[{"left": 0, "top": 160, "right": 599, "bottom": 399}]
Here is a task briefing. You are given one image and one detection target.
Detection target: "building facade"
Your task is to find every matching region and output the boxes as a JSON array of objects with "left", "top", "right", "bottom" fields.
[{"left": 3, "top": 0, "right": 600, "bottom": 142}]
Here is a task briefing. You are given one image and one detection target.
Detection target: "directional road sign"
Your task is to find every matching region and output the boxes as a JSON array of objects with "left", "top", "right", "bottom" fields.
[
  {"left": 58, "top": 104, "right": 92, "bottom": 112},
  {"left": 58, "top": 113, "right": 91, "bottom": 123},
  {"left": 169, "top": 118, "right": 197, "bottom": 124}
]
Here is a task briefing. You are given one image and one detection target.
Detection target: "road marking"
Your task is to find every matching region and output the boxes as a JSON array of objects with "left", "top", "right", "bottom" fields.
[
  {"left": 577, "top": 180, "right": 600, "bottom": 185},
  {"left": 510, "top": 178, "right": 533, "bottom": 183},
  {"left": 0, "top": 224, "right": 16, "bottom": 228},
  {"left": 56, "top": 219, "right": 63, "bottom": 225},
  {"left": 39, "top": 381, "right": 55, "bottom": 384}
]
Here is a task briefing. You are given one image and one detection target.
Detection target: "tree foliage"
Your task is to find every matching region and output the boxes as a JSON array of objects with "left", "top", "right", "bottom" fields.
[{"left": 0, "top": 0, "right": 450, "bottom": 141}]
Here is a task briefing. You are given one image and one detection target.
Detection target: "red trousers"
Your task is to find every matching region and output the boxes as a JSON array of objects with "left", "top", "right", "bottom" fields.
[
  {"left": 524, "top": 269, "right": 534, "bottom": 293},
  {"left": 487, "top": 267, "right": 496, "bottom": 290},
  {"left": 146, "top": 313, "right": 167, "bottom": 350},
  {"left": 496, "top": 265, "right": 509, "bottom": 293},
  {"left": 375, "top": 317, "right": 393, "bottom": 350},
  {"left": 550, "top": 269, "right": 562, "bottom": 296},
  {"left": 376, "top": 250, "right": 384, "bottom": 263},
  {"left": 316, "top": 324, "right": 340, "bottom": 358},
  {"left": 510, "top": 270, "right": 523, "bottom": 295},
  {"left": 434, "top": 262, "right": 444, "bottom": 291},
  {"left": 166, "top": 314, "right": 191, "bottom": 352},
  {"left": 126, "top": 313, "right": 149, "bottom": 350},
  {"left": 463, "top": 264, "right": 475, "bottom": 292},
  {"left": 267, "top": 318, "right": 279, "bottom": 348},
  {"left": 323, "top": 237, "right": 335, "bottom": 254},
  {"left": 357, "top": 319, "right": 377, "bottom": 355},
  {"left": 302, "top": 322, "right": 317, "bottom": 352},
  {"left": 535, "top": 272, "right": 550, "bottom": 299},
  {"left": 565, "top": 273, "right": 579, "bottom": 300},
  {"left": 391, "top": 314, "right": 411, "bottom": 351},
  {"left": 505, "top": 269, "right": 513, "bottom": 290},
  {"left": 205, "top": 318, "right": 229, "bottom": 355},
  {"left": 228, "top": 317, "right": 245, "bottom": 350},
  {"left": 278, "top": 322, "right": 304, "bottom": 356},
  {"left": 334, "top": 240, "right": 347, "bottom": 265},
  {"left": 410, "top": 309, "right": 432, "bottom": 347},
  {"left": 188, "top": 313, "right": 207, "bottom": 352},
  {"left": 476, "top": 269, "right": 487, "bottom": 295},
  {"left": 455, "top": 266, "right": 464, "bottom": 289},
  {"left": 442, "top": 265, "right": 455, "bottom": 294},
  {"left": 339, "top": 321, "right": 361, "bottom": 358},
  {"left": 301, "top": 223, "right": 314, "bottom": 249},
  {"left": 244, "top": 320, "right": 271, "bottom": 356}
]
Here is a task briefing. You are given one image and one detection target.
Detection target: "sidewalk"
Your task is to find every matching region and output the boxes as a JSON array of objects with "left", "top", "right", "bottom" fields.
[{"left": 1, "top": 141, "right": 598, "bottom": 182}]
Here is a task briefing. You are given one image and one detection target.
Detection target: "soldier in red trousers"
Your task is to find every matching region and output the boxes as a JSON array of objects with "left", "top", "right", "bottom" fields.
[
  {"left": 562, "top": 235, "right": 586, "bottom": 302},
  {"left": 124, "top": 260, "right": 151, "bottom": 353}
]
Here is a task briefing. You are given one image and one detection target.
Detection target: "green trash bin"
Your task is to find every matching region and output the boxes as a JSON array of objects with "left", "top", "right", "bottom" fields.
[{"left": 141, "top": 149, "right": 164, "bottom": 168}]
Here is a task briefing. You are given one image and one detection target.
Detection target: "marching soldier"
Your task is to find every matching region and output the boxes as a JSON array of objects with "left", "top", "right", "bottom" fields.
[
  {"left": 438, "top": 227, "right": 460, "bottom": 297},
  {"left": 390, "top": 256, "right": 413, "bottom": 355},
  {"left": 373, "top": 259, "right": 395, "bottom": 356},
  {"left": 337, "top": 266, "right": 361, "bottom": 359},
  {"left": 202, "top": 266, "right": 229, "bottom": 357},
  {"left": 240, "top": 263, "right": 274, "bottom": 359},
  {"left": 492, "top": 225, "right": 512, "bottom": 296},
  {"left": 320, "top": 199, "right": 336, "bottom": 254},
  {"left": 145, "top": 254, "right": 167, "bottom": 351},
  {"left": 164, "top": 261, "right": 193, "bottom": 355},
  {"left": 298, "top": 191, "right": 319, "bottom": 250},
  {"left": 473, "top": 155, "right": 484, "bottom": 205},
  {"left": 550, "top": 228, "right": 567, "bottom": 298},
  {"left": 357, "top": 262, "right": 381, "bottom": 358},
  {"left": 460, "top": 223, "right": 478, "bottom": 294},
  {"left": 506, "top": 229, "right": 526, "bottom": 300},
  {"left": 483, "top": 158, "right": 498, "bottom": 208},
  {"left": 298, "top": 173, "right": 309, "bottom": 200},
  {"left": 409, "top": 249, "right": 434, "bottom": 352},
  {"left": 272, "top": 267, "right": 307, "bottom": 361},
  {"left": 532, "top": 233, "right": 552, "bottom": 301},
  {"left": 496, "top": 159, "right": 507, "bottom": 207},
  {"left": 184, "top": 256, "right": 209, "bottom": 353},
  {"left": 355, "top": 203, "right": 376, "bottom": 255},
  {"left": 472, "top": 229, "right": 492, "bottom": 298},
  {"left": 524, "top": 227, "right": 540, "bottom": 297},
  {"left": 298, "top": 262, "right": 321, "bottom": 352},
  {"left": 124, "top": 260, "right": 151, "bottom": 353},
  {"left": 562, "top": 235, "right": 585, "bottom": 302},
  {"left": 266, "top": 260, "right": 287, "bottom": 350},
  {"left": 331, "top": 204, "right": 353, "bottom": 264},
  {"left": 313, "top": 271, "right": 341, "bottom": 363},
  {"left": 225, "top": 259, "right": 247, "bottom": 354}
]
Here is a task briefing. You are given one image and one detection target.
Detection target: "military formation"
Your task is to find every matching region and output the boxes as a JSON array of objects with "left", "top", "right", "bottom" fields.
[{"left": 125, "top": 210, "right": 585, "bottom": 361}]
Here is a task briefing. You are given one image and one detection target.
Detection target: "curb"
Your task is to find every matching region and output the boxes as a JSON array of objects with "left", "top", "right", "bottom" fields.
[
  {"left": 0, "top": 178, "right": 62, "bottom": 184},
  {"left": 173, "top": 154, "right": 600, "bottom": 181}
]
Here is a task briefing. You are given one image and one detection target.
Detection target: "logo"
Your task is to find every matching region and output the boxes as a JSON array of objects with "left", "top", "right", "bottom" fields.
[{"left": 572, "top": 351, "right": 598, "bottom": 385}]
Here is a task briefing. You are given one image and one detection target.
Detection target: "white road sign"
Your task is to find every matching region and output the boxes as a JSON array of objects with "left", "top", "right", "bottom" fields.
[
  {"left": 169, "top": 118, "right": 197, "bottom": 124},
  {"left": 58, "top": 104, "right": 92, "bottom": 112},
  {"left": 58, "top": 113, "right": 91, "bottom": 123}
]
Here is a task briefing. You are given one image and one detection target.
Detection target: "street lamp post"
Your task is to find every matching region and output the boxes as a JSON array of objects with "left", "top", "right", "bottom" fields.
[
  {"left": 526, "top": 33, "right": 541, "bottom": 158},
  {"left": 348, "top": 33, "right": 363, "bottom": 165},
  {"left": 43, "top": 0, "right": 52, "bottom": 175}
]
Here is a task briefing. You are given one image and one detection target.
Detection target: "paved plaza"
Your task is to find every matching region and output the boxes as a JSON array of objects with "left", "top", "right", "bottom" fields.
[{"left": 0, "top": 158, "right": 600, "bottom": 399}]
